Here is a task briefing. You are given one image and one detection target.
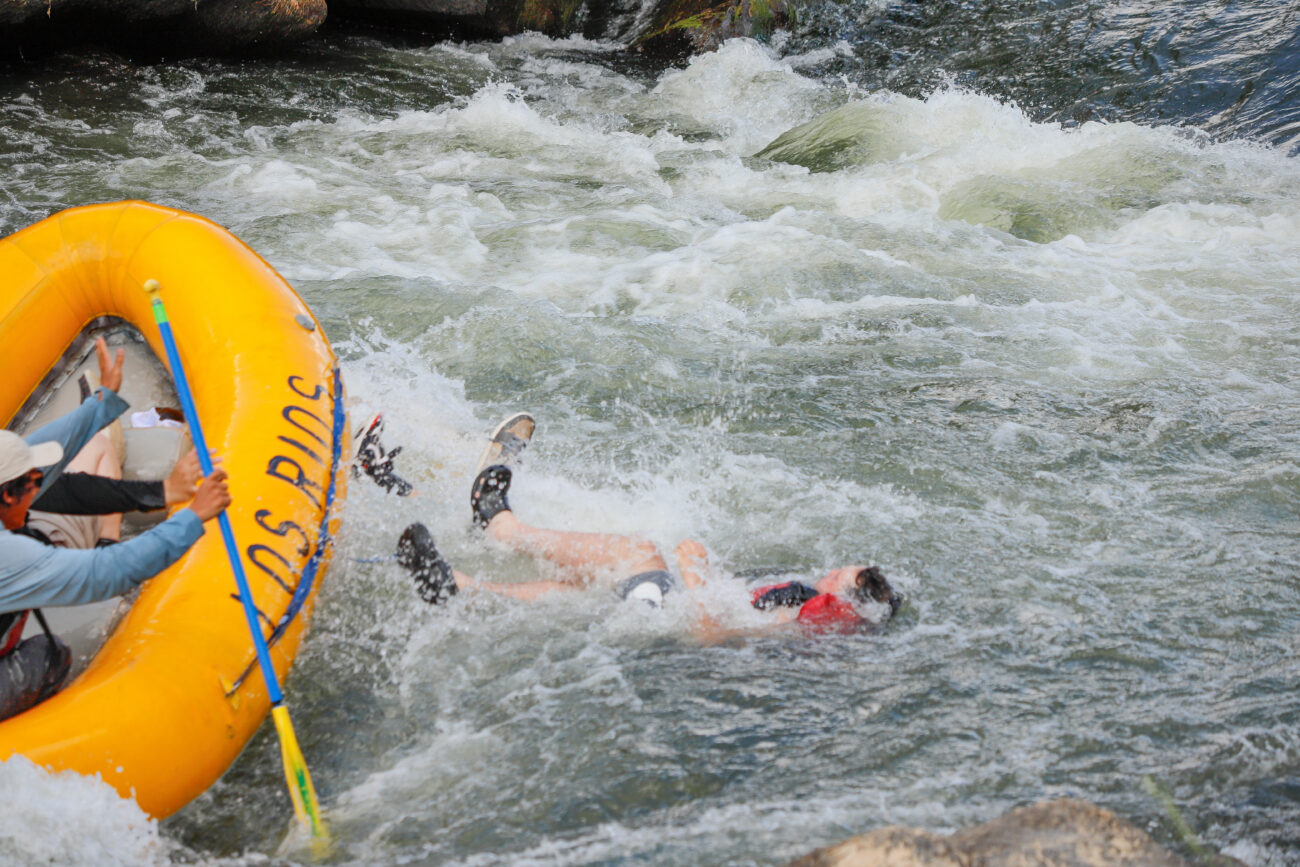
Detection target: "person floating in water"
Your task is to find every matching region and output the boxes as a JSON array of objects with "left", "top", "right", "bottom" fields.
[{"left": 392, "top": 413, "right": 901, "bottom": 639}]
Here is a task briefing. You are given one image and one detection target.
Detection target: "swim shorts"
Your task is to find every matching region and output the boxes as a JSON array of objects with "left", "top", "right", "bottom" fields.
[{"left": 617, "top": 570, "right": 675, "bottom": 608}]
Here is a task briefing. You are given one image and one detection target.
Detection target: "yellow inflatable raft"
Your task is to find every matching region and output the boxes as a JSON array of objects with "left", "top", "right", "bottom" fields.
[{"left": 0, "top": 201, "right": 349, "bottom": 819}]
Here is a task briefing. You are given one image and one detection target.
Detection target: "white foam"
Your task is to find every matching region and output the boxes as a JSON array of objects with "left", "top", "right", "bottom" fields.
[
  {"left": 650, "top": 39, "right": 831, "bottom": 153},
  {"left": 0, "top": 757, "right": 167, "bottom": 866}
]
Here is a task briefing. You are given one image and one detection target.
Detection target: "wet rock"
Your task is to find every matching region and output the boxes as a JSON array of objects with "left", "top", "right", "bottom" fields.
[
  {"left": 326, "top": 0, "right": 573, "bottom": 41},
  {"left": 1, "top": 0, "right": 783, "bottom": 55},
  {"left": 632, "top": 0, "right": 794, "bottom": 60},
  {"left": 790, "top": 827, "right": 966, "bottom": 867},
  {"left": 328, "top": 0, "right": 793, "bottom": 57},
  {"left": 787, "top": 798, "right": 1209, "bottom": 867},
  {"left": 0, "top": 0, "right": 327, "bottom": 52},
  {"left": 196, "top": 0, "right": 328, "bottom": 47},
  {"left": 757, "top": 103, "right": 922, "bottom": 173},
  {"left": 0, "top": 0, "right": 51, "bottom": 28}
]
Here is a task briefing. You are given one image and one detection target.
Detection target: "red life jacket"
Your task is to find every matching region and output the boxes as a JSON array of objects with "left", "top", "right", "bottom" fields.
[
  {"left": 751, "top": 581, "right": 864, "bottom": 632},
  {"left": 0, "top": 610, "right": 30, "bottom": 656},
  {"left": 795, "top": 593, "right": 863, "bottom": 632}
]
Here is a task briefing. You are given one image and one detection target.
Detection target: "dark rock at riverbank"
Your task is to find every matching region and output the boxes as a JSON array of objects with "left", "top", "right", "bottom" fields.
[
  {"left": 326, "top": 0, "right": 791, "bottom": 58},
  {"left": 0, "top": 0, "right": 787, "bottom": 58},
  {"left": 0, "top": 0, "right": 326, "bottom": 56},
  {"left": 786, "top": 798, "right": 1237, "bottom": 867},
  {"left": 630, "top": 0, "right": 793, "bottom": 59},
  {"left": 326, "top": 0, "right": 570, "bottom": 42},
  {"left": 200, "top": 0, "right": 328, "bottom": 47}
]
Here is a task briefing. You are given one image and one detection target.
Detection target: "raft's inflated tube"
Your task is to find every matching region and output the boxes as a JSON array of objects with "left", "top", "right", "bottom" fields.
[{"left": 0, "top": 201, "right": 349, "bottom": 819}]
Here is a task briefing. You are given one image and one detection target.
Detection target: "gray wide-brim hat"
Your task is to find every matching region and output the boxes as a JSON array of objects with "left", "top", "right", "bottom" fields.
[{"left": 0, "top": 430, "right": 63, "bottom": 487}]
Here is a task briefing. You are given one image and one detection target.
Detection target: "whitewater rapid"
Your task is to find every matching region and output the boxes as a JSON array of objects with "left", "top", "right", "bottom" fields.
[{"left": 1, "top": 34, "right": 1298, "bottom": 865}]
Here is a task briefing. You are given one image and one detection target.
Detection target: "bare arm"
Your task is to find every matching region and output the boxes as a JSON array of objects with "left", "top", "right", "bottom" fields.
[
  {"left": 185, "top": 469, "right": 231, "bottom": 522},
  {"left": 675, "top": 539, "right": 709, "bottom": 590},
  {"left": 163, "top": 449, "right": 223, "bottom": 505},
  {"left": 95, "top": 336, "right": 125, "bottom": 394},
  {"left": 675, "top": 540, "right": 741, "bottom": 644}
]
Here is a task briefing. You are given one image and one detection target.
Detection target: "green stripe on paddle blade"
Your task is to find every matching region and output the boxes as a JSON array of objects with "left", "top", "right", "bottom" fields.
[{"left": 272, "top": 705, "right": 329, "bottom": 845}]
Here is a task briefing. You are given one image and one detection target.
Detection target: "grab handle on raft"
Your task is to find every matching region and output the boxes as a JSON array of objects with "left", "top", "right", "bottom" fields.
[{"left": 143, "top": 279, "right": 328, "bottom": 845}]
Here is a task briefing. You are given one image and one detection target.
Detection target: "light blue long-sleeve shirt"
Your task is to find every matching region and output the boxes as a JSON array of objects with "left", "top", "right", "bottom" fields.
[
  {"left": 0, "top": 388, "right": 206, "bottom": 610},
  {"left": 0, "top": 510, "right": 203, "bottom": 609}
]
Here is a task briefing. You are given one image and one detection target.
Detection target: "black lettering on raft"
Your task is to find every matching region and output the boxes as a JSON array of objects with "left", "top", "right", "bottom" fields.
[
  {"left": 238, "top": 371, "right": 332, "bottom": 621},
  {"left": 288, "top": 376, "right": 325, "bottom": 402},
  {"left": 229, "top": 594, "right": 277, "bottom": 631},
  {"left": 277, "top": 435, "right": 323, "bottom": 466},
  {"left": 283, "top": 405, "right": 329, "bottom": 446},
  {"left": 266, "top": 454, "right": 323, "bottom": 510},
  {"left": 254, "top": 509, "right": 311, "bottom": 557},
  {"left": 246, "top": 545, "right": 296, "bottom": 595}
]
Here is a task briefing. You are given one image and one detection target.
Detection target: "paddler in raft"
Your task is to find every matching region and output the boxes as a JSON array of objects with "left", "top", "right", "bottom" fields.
[
  {"left": 391, "top": 413, "right": 902, "bottom": 639},
  {"left": 0, "top": 338, "right": 232, "bottom": 721}
]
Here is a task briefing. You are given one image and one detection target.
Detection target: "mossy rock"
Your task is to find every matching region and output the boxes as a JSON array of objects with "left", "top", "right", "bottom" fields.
[
  {"left": 517, "top": 0, "right": 584, "bottom": 34},
  {"left": 633, "top": 0, "right": 796, "bottom": 60}
]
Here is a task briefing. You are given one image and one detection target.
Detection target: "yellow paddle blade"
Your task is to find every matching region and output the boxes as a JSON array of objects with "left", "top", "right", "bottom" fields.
[{"left": 271, "top": 705, "right": 329, "bottom": 845}]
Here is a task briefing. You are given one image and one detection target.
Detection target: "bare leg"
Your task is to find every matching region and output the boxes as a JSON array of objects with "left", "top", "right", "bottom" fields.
[
  {"left": 455, "top": 571, "right": 580, "bottom": 601},
  {"left": 396, "top": 522, "right": 584, "bottom": 605},
  {"left": 67, "top": 432, "right": 123, "bottom": 541},
  {"left": 485, "top": 510, "right": 667, "bottom": 586}
]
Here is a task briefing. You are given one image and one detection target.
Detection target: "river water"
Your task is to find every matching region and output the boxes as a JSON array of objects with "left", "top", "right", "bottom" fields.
[{"left": 1, "top": 3, "right": 1299, "bottom": 864}]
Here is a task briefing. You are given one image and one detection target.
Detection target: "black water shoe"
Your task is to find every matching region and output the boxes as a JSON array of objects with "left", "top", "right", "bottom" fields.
[
  {"left": 470, "top": 465, "right": 512, "bottom": 529},
  {"left": 396, "top": 522, "right": 458, "bottom": 605}
]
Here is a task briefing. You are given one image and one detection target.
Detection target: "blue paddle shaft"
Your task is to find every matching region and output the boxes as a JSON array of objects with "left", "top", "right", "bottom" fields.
[{"left": 150, "top": 296, "right": 285, "bottom": 707}]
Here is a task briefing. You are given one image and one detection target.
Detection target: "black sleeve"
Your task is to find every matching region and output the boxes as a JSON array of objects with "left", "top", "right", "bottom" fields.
[
  {"left": 751, "top": 581, "right": 820, "bottom": 611},
  {"left": 32, "top": 473, "right": 167, "bottom": 515}
]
